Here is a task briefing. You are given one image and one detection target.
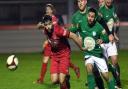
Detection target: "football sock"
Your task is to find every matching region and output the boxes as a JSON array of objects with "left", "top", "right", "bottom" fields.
[
  {"left": 87, "top": 74, "right": 95, "bottom": 89},
  {"left": 39, "top": 63, "right": 48, "bottom": 81},
  {"left": 107, "top": 78, "right": 115, "bottom": 89},
  {"left": 115, "top": 64, "right": 120, "bottom": 76},
  {"left": 108, "top": 63, "right": 113, "bottom": 72},
  {"left": 114, "top": 64, "right": 121, "bottom": 87},
  {"left": 69, "top": 62, "right": 77, "bottom": 70},
  {"left": 69, "top": 62, "right": 80, "bottom": 78},
  {"left": 108, "top": 63, "right": 121, "bottom": 87}
]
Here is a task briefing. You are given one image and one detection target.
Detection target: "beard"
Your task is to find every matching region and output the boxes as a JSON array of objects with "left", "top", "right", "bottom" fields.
[{"left": 88, "top": 21, "right": 96, "bottom": 27}]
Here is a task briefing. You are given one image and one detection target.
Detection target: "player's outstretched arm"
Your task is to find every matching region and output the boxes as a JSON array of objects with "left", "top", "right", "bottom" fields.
[{"left": 69, "top": 32, "right": 86, "bottom": 51}]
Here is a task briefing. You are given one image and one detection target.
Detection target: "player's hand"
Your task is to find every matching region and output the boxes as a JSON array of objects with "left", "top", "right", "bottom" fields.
[
  {"left": 96, "top": 39, "right": 103, "bottom": 44},
  {"left": 109, "top": 34, "right": 114, "bottom": 43},
  {"left": 37, "top": 22, "right": 44, "bottom": 29},
  {"left": 43, "top": 41, "right": 48, "bottom": 49},
  {"left": 81, "top": 47, "right": 88, "bottom": 51}
]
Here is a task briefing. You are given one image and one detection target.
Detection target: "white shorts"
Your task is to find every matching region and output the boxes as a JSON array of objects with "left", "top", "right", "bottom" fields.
[
  {"left": 100, "top": 42, "right": 118, "bottom": 59},
  {"left": 85, "top": 55, "right": 108, "bottom": 73}
]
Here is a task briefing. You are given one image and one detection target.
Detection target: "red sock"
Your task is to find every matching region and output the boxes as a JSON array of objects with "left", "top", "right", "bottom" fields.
[
  {"left": 39, "top": 63, "right": 47, "bottom": 81},
  {"left": 69, "top": 61, "right": 80, "bottom": 78},
  {"left": 69, "top": 61, "right": 77, "bottom": 70}
]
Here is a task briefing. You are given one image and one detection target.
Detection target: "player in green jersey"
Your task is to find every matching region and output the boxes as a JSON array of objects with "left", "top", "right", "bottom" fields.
[
  {"left": 99, "top": 0, "right": 119, "bottom": 41},
  {"left": 99, "top": 0, "right": 121, "bottom": 88},
  {"left": 70, "top": 0, "right": 112, "bottom": 88},
  {"left": 70, "top": 0, "right": 114, "bottom": 88},
  {"left": 82, "top": 8, "right": 115, "bottom": 89},
  {"left": 70, "top": 0, "right": 105, "bottom": 89},
  {"left": 70, "top": 0, "right": 114, "bottom": 42}
]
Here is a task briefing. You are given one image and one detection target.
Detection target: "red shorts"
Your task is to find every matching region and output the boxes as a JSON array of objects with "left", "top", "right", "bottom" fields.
[
  {"left": 43, "top": 43, "right": 51, "bottom": 56},
  {"left": 50, "top": 51, "right": 70, "bottom": 74}
]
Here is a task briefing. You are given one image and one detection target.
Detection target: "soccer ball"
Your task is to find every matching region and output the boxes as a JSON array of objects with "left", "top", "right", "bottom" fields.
[{"left": 6, "top": 55, "right": 19, "bottom": 70}]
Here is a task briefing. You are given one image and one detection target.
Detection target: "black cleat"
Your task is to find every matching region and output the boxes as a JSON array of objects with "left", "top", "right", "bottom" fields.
[{"left": 66, "top": 75, "right": 70, "bottom": 89}]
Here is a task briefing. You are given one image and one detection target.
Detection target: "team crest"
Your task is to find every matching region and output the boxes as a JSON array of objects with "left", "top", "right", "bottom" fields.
[{"left": 84, "top": 37, "right": 95, "bottom": 51}]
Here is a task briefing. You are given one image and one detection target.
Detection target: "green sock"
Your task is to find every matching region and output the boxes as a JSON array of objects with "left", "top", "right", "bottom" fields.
[
  {"left": 108, "top": 64, "right": 116, "bottom": 81},
  {"left": 108, "top": 78, "right": 115, "bottom": 89},
  {"left": 109, "top": 63, "right": 121, "bottom": 86},
  {"left": 87, "top": 74, "right": 95, "bottom": 89},
  {"left": 108, "top": 63, "right": 114, "bottom": 72}
]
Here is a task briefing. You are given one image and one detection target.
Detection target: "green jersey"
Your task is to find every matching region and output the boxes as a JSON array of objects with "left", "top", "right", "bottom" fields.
[
  {"left": 69, "top": 7, "right": 109, "bottom": 57},
  {"left": 78, "top": 21, "right": 109, "bottom": 58},
  {"left": 99, "top": 5, "right": 118, "bottom": 23},
  {"left": 69, "top": 7, "right": 90, "bottom": 33}
]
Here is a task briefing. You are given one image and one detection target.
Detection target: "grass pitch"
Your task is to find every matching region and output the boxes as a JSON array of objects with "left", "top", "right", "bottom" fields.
[{"left": 0, "top": 50, "right": 128, "bottom": 89}]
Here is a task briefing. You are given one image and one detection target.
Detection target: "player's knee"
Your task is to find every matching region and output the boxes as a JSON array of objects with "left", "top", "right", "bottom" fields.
[
  {"left": 102, "top": 72, "right": 109, "bottom": 82},
  {"left": 51, "top": 78, "right": 59, "bottom": 84},
  {"left": 59, "top": 79, "right": 65, "bottom": 84},
  {"left": 111, "top": 56, "right": 118, "bottom": 66},
  {"left": 86, "top": 63, "right": 93, "bottom": 73},
  {"left": 51, "top": 74, "right": 59, "bottom": 84}
]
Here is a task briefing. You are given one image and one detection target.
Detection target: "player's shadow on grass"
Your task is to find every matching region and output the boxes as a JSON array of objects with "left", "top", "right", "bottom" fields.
[
  {"left": 121, "top": 79, "right": 128, "bottom": 88},
  {"left": 43, "top": 83, "right": 59, "bottom": 89}
]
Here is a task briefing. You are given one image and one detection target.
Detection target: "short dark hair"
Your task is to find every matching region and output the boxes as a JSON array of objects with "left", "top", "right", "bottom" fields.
[
  {"left": 88, "top": 7, "right": 97, "bottom": 16},
  {"left": 42, "top": 15, "right": 52, "bottom": 23}
]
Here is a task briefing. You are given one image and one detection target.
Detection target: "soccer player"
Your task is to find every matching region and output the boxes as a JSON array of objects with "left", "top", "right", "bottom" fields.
[
  {"left": 79, "top": 8, "right": 115, "bottom": 89},
  {"left": 40, "top": 15, "right": 83, "bottom": 89},
  {"left": 36, "top": 4, "right": 80, "bottom": 84},
  {"left": 69, "top": 0, "right": 108, "bottom": 88},
  {"left": 99, "top": 0, "right": 121, "bottom": 88}
]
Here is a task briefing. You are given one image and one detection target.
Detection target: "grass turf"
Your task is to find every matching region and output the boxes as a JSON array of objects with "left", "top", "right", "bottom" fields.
[{"left": 0, "top": 50, "right": 128, "bottom": 89}]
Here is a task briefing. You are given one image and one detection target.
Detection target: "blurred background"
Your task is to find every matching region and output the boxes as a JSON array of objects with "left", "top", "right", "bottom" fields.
[{"left": 0, "top": 0, "right": 128, "bottom": 53}]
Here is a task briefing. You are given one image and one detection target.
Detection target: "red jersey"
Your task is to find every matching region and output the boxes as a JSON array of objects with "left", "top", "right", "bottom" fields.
[{"left": 44, "top": 25, "right": 70, "bottom": 56}]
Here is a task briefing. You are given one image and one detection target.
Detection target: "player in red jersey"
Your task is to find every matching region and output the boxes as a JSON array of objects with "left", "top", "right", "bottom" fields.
[
  {"left": 36, "top": 4, "right": 80, "bottom": 84},
  {"left": 40, "top": 15, "right": 83, "bottom": 89}
]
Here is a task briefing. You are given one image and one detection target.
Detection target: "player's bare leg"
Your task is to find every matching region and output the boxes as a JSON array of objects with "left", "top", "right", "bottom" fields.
[
  {"left": 51, "top": 73, "right": 59, "bottom": 84},
  {"left": 69, "top": 61, "right": 80, "bottom": 78}
]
